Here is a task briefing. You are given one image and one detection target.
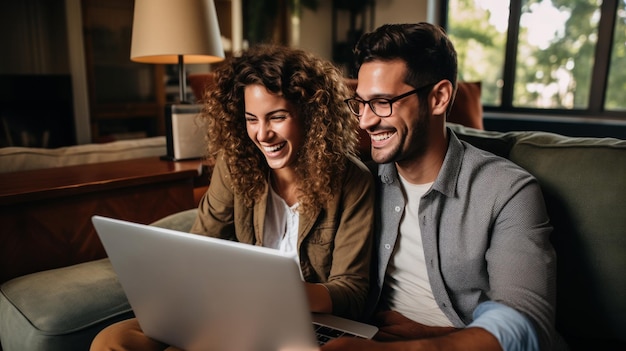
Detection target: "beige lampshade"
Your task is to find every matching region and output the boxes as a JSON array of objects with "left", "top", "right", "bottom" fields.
[{"left": 130, "top": 0, "right": 225, "bottom": 64}]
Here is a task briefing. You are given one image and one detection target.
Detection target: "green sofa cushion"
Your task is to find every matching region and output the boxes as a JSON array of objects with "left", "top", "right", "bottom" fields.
[
  {"left": 0, "top": 211, "right": 200, "bottom": 351},
  {"left": 150, "top": 208, "right": 198, "bottom": 233},
  {"left": 0, "top": 258, "right": 133, "bottom": 351},
  {"left": 509, "top": 132, "right": 626, "bottom": 347},
  {"left": 449, "top": 123, "right": 521, "bottom": 158}
]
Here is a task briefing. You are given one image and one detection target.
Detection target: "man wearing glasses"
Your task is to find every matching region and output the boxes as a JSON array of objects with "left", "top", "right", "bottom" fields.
[{"left": 323, "top": 23, "right": 559, "bottom": 351}]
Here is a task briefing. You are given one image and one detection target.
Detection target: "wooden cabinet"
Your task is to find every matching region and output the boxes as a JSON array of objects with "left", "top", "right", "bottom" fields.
[
  {"left": 81, "top": 0, "right": 166, "bottom": 143},
  {"left": 0, "top": 157, "right": 205, "bottom": 283}
]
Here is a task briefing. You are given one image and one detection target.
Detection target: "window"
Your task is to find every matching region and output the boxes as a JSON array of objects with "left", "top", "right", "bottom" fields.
[
  {"left": 442, "top": 0, "right": 626, "bottom": 120},
  {"left": 606, "top": 0, "right": 626, "bottom": 111}
]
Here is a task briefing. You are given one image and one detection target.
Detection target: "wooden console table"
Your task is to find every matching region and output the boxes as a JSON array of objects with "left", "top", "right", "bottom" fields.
[{"left": 0, "top": 157, "right": 209, "bottom": 283}]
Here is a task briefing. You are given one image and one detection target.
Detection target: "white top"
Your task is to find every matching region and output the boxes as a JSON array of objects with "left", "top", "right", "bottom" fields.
[
  {"left": 263, "top": 184, "right": 300, "bottom": 259},
  {"left": 382, "top": 175, "right": 452, "bottom": 327}
]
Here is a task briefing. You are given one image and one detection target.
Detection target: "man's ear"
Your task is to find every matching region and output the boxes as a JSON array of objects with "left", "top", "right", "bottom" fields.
[{"left": 430, "top": 80, "right": 454, "bottom": 116}]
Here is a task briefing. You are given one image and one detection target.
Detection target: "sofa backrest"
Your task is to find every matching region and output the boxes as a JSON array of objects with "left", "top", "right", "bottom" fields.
[
  {"left": 0, "top": 136, "right": 166, "bottom": 173},
  {"left": 509, "top": 131, "right": 626, "bottom": 348},
  {"left": 450, "top": 123, "right": 626, "bottom": 349}
]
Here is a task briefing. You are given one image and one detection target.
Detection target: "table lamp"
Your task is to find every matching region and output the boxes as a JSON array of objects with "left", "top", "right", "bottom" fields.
[
  {"left": 130, "top": 0, "right": 225, "bottom": 103},
  {"left": 130, "top": 0, "right": 225, "bottom": 161}
]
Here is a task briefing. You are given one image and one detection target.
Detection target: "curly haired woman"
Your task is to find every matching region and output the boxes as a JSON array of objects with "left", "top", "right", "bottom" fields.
[{"left": 90, "top": 45, "right": 374, "bottom": 351}]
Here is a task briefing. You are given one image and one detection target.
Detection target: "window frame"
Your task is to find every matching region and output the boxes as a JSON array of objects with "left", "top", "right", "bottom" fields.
[{"left": 439, "top": 0, "right": 626, "bottom": 124}]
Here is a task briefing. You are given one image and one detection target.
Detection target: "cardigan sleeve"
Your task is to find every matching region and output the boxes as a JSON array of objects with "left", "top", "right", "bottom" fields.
[
  {"left": 190, "top": 156, "right": 237, "bottom": 240},
  {"left": 320, "top": 158, "right": 375, "bottom": 319}
]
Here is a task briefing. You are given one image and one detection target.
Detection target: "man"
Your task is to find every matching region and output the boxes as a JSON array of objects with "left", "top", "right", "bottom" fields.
[{"left": 323, "top": 23, "right": 558, "bottom": 351}]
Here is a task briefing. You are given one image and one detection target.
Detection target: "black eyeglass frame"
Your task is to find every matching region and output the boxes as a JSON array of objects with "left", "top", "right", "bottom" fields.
[{"left": 344, "top": 83, "right": 436, "bottom": 118}]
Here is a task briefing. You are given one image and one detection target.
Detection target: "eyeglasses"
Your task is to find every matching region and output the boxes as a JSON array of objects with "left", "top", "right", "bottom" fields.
[{"left": 344, "top": 83, "right": 435, "bottom": 118}]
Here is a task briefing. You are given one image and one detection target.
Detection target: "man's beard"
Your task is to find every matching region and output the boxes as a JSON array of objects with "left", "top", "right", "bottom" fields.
[{"left": 372, "top": 108, "right": 430, "bottom": 165}]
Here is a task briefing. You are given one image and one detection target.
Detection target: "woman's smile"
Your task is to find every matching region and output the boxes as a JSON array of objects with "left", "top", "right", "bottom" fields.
[{"left": 244, "top": 84, "right": 305, "bottom": 170}]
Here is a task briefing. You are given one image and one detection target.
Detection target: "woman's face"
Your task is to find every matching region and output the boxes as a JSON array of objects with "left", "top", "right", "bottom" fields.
[{"left": 244, "top": 84, "right": 305, "bottom": 170}]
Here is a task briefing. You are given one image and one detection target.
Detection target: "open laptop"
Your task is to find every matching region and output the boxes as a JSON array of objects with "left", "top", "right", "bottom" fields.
[{"left": 92, "top": 215, "right": 377, "bottom": 351}]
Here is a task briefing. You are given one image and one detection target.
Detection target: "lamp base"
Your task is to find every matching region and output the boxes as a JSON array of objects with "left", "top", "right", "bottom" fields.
[{"left": 162, "top": 104, "right": 206, "bottom": 161}]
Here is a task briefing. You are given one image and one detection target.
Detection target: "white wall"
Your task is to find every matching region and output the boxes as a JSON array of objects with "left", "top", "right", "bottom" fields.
[
  {"left": 298, "top": 0, "right": 334, "bottom": 59},
  {"left": 375, "top": 0, "right": 431, "bottom": 27},
  {"left": 298, "top": 0, "right": 432, "bottom": 61}
]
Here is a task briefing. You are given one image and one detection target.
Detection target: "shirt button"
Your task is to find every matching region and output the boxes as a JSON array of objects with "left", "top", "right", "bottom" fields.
[
  {"left": 384, "top": 244, "right": 391, "bottom": 250},
  {"left": 394, "top": 206, "right": 401, "bottom": 212}
]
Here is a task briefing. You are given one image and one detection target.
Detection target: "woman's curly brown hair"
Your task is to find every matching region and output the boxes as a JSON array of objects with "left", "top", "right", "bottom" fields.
[{"left": 201, "top": 44, "right": 359, "bottom": 215}]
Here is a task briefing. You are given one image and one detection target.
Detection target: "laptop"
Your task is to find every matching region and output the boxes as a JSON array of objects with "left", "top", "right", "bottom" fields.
[{"left": 92, "top": 215, "right": 378, "bottom": 351}]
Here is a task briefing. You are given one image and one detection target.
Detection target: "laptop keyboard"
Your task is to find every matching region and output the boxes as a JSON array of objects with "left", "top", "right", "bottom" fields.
[{"left": 313, "top": 322, "right": 363, "bottom": 345}]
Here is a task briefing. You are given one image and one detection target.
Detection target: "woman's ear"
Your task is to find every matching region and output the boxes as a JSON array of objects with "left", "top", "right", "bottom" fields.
[{"left": 430, "top": 80, "right": 454, "bottom": 116}]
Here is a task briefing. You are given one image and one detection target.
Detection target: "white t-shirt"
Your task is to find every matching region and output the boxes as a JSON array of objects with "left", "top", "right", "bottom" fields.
[
  {"left": 263, "top": 185, "right": 299, "bottom": 258},
  {"left": 382, "top": 175, "right": 453, "bottom": 327}
]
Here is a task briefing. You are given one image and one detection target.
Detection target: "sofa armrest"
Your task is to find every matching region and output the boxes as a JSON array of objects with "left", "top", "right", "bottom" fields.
[
  {"left": 150, "top": 209, "right": 198, "bottom": 233},
  {"left": 0, "top": 137, "right": 166, "bottom": 173}
]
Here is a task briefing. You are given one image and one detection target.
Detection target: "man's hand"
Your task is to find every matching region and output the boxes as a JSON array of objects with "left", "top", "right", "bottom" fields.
[
  {"left": 321, "top": 310, "right": 502, "bottom": 351},
  {"left": 321, "top": 337, "right": 396, "bottom": 351},
  {"left": 373, "top": 310, "right": 458, "bottom": 341},
  {"left": 320, "top": 310, "right": 459, "bottom": 351}
]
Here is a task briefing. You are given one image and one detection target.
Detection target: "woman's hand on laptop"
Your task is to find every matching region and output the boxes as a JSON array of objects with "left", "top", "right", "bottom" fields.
[{"left": 305, "top": 282, "right": 333, "bottom": 314}]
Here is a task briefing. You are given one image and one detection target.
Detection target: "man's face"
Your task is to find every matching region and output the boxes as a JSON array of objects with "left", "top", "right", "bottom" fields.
[{"left": 356, "top": 59, "right": 430, "bottom": 164}]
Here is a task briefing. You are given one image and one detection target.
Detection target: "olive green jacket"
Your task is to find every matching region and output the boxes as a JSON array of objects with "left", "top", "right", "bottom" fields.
[{"left": 191, "top": 155, "right": 374, "bottom": 319}]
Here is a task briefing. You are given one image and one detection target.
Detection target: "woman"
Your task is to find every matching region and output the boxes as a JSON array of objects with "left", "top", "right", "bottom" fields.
[{"left": 91, "top": 45, "right": 374, "bottom": 350}]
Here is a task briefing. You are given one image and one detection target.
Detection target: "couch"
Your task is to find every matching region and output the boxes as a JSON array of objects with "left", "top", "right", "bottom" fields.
[
  {"left": 1, "top": 123, "right": 625, "bottom": 350},
  {"left": 0, "top": 136, "right": 167, "bottom": 174}
]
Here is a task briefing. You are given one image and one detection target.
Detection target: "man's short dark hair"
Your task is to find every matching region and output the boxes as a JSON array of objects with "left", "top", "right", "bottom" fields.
[{"left": 353, "top": 22, "right": 458, "bottom": 92}]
